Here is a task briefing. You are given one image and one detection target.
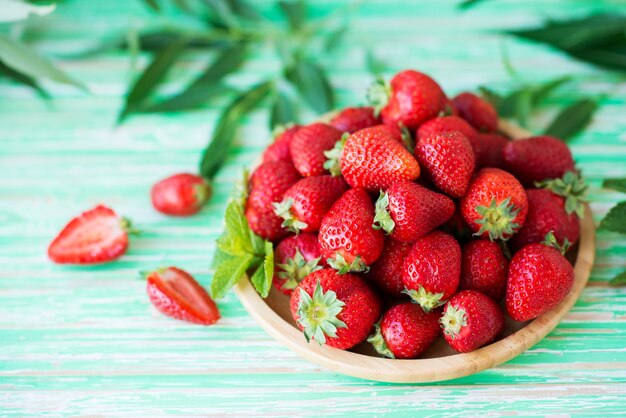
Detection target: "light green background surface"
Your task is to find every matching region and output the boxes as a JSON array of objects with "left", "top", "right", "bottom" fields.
[{"left": 2, "top": 1, "right": 626, "bottom": 416}]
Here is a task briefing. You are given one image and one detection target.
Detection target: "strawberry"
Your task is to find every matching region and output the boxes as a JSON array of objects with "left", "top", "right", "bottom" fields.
[
  {"left": 289, "top": 123, "right": 343, "bottom": 177},
  {"left": 416, "top": 115, "right": 478, "bottom": 142},
  {"left": 460, "top": 239, "right": 509, "bottom": 300},
  {"left": 146, "top": 266, "right": 220, "bottom": 325},
  {"left": 48, "top": 205, "right": 132, "bottom": 264},
  {"left": 440, "top": 290, "right": 504, "bottom": 352},
  {"left": 414, "top": 131, "right": 475, "bottom": 198},
  {"left": 369, "top": 70, "right": 446, "bottom": 131},
  {"left": 319, "top": 188, "right": 385, "bottom": 273},
  {"left": 326, "top": 126, "right": 420, "bottom": 191},
  {"left": 261, "top": 125, "right": 301, "bottom": 164},
  {"left": 510, "top": 189, "right": 580, "bottom": 253},
  {"left": 460, "top": 168, "right": 528, "bottom": 240},
  {"left": 506, "top": 242, "right": 575, "bottom": 321},
  {"left": 246, "top": 161, "right": 301, "bottom": 241},
  {"left": 368, "top": 303, "right": 441, "bottom": 359},
  {"left": 329, "top": 106, "right": 381, "bottom": 134},
  {"left": 402, "top": 231, "right": 461, "bottom": 311},
  {"left": 503, "top": 135, "right": 575, "bottom": 186},
  {"left": 470, "top": 133, "right": 509, "bottom": 169},
  {"left": 274, "top": 233, "right": 325, "bottom": 295},
  {"left": 452, "top": 92, "right": 498, "bottom": 132},
  {"left": 290, "top": 268, "right": 381, "bottom": 349},
  {"left": 373, "top": 181, "right": 455, "bottom": 243},
  {"left": 366, "top": 238, "right": 411, "bottom": 297},
  {"left": 151, "top": 173, "right": 211, "bottom": 217},
  {"left": 273, "top": 175, "right": 348, "bottom": 233}
]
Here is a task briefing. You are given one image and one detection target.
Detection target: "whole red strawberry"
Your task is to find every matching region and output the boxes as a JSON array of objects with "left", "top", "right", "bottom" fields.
[
  {"left": 415, "top": 131, "right": 475, "bottom": 198},
  {"left": 290, "top": 123, "right": 342, "bottom": 177},
  {"left": 274, "top": 233, "right": 325, "bottom": 295},
  {"left": 403, "top": 231, "right": 461, "bottom": 311},
  {"left": 151, "top": 173, "right": 211, "bottom": 217},
  {"left": 273, "top": 175, "right": 348, "bottom": 233},
  {"left": 460, "top": 239, "right": 509, "bottom": 300},
  {"left": 327, "top": 126, "right": 420, "bottom": 191},
  {"left": 261, "top": 125, "right": 301, "bottom": 164},
  {"left": 290, "top": 268, "right": 381, "bottom": 349},
  {"left": 368, "top": 303, "right": 441, "bottom": 359},
  {"left": 510, "top": 189, "right": 580, "bottom": 252},
  {"left": 246, "top": 161, "right": 301, "bottom": 241},
  {"left": 452, "top": 92, "right": 498, "bottom": 132},
  {"left": 146, "top": 266, "right": 220, "bottom": 325},
  {"left": 366, "top": 238, "right": 411, "bottom": 297},
  {"left": 440, "top": 290, "right": 504, "bottom": 352},
  {"left": 48, "top": 205, "right": 131, "bottom": 264},
  {"left": 506, "top": 243, "right": 574, "bottom": 321},
  {"left": 319, "top": 188, "right": 385, "bottom": 273},
  {"left": 330, "top": 106, "right": 381, "bottom": 134},
  {"left": 373, "top": 181, "right": 455, "bottom": 242},
  {"left": 416, "top": 115, "right": 478, "bottom": 142},
  {"left": 470, "top": 133, "right": 509, "bottom": 169},
  {"left": 503, "top": 136, "right": 575, "bottom": 186},
  {"left": 460, "top": 168, "right": 528, "bottom": 240},
  {"left": 369, "top": 70, "right": 446, "bottom": 131}
]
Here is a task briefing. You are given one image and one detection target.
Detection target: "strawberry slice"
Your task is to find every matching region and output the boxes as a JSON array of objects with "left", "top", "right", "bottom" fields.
[
  {"left": 48, "top": 205, "right": 131, "bottom": 264},
  {"left": 146, "top": 267, "right": 220, "bottom": 325}
]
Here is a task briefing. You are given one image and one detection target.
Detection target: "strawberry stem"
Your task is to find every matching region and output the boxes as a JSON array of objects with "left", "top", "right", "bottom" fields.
[
  {"left": 273, "top": 198, "right": 308, "bottom": 233},
  {"left": 372, "top": 191, "right": 395, "bottom": 234},
  {"left": 323, "top": 133, "right": 348, "bottom": 177},
  {"left": 542, "top": 231, "right": 571, "bottom": 255},
  {"left": 121, "top": 217, "right": 141, "bottom": 235},
  {"left": 440, "top": 304, "right": 467, "bottom": 338},
  {"left": 276, "top": 249, "right": 322, "bottom": 291},
  {"left": 327, "top": 253, "right": 369, "bottom": 274},
  {"left": 403, "top": 286, "right": 445, "bottom": 312},
  {"left": 367, "top": 321, "right": 395, "bottom": 359},
  {"left": 474, "top": 197, "right": 520, "bottom": 241},
  {"left": 296, "top": 280, "right": 347, "bottom": 345},
  {"left": 367, "top": 77, "right": 390, "bottom": 117},
  {"left": 535, "top": 171, "right": 587, "bottom": 218}
]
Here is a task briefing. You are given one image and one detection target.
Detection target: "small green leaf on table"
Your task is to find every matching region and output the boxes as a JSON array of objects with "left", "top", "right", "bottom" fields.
[
  {"left": 279, "top": 0, "right": 306, "bottom": 32},
  {"left": 270, "top": 84, "right": 297, "bottom": 129},
  {"left": 142, "top": 0, "right": 161, "bottom": 12},
  {"left": 544, "top": 98, "right": 598, "bottom": 140},
  {"left": 603, "top": 178, "right": 626, "bottom": 194},
  {"left": 285, "top": 56, "right": 334, "bottom": 114},
  {"left": 599, "top": 201, "right": 626, "bottom": 234},
  {"left": 609, "top": 270, "right": 626, "bottom": 287},
  {"left": 0, "top": 60, "right": 49, "bottom": 99}
]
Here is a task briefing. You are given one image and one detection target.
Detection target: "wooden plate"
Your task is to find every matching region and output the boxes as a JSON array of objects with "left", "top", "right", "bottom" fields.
[{"left": 234, "top": 121, "right": 596, "bottom": 383}]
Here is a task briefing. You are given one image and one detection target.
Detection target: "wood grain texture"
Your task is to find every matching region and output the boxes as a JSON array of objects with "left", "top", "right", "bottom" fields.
[{"left": 1, "top": 0, "right": 626, "bottom": 415}]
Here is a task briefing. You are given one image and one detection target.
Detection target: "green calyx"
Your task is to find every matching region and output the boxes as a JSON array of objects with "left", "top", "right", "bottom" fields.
[
  {"left": 542, "top": 231, "right": 572, "bottom": 255},
  {"left": 399, "top": 123, "right": 415, "bottom": 153},
  {"left": 367, "top": 76, "right": 391, "bottom": 117},
  {"left": 536, "top": 170, "right": 588, "bottom": 219},
  {"left": 372, "top": 191, "right": 395, "bottom": 234},
  {"left": 440, "top": 304, "right": 468, "bottom": 338},
  {"left": 474, "top": 197, "right": 521, "bottom": 241},
  {"left": 323, "top": 133, "right": 348, "bottom": 177},
  {"left": 327, "top": 253, "right": 369, "bottom": 275},
  {"left": 367, "top": 321, "right": 395, "bottom": 359},
  {"left": 120, "top": 217, "right": 141, "bottom": 235},
  {"left": 193, "top": 182, "right": 212, "bottom": 207},
  {"left": 296, "top": 280, "right": 347, "bottom": 345},
  {"left": 276, "top": 249, "right": 322, "bottom": 291},
  {"left": 403, "top": 286, "right": 445, "bottom": 312},
  {"left": 273, "top": 198, "right": 308, "bottom": 233}
]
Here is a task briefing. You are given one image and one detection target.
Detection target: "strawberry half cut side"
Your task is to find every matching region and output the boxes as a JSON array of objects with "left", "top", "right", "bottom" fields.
[
  {"left": 147, "top": 267, "right": 220, "bottom": 326},
  {"left": 48, "top": 205, "right": 132, "bottom": 264}
]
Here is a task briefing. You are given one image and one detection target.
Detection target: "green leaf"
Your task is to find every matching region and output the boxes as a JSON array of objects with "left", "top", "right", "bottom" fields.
[
  {"left": 458, "top": 0, "right": 491, "bottom": 10},
  {"left": 188, "top": 43, "right": 247, "bottom": 90},
  {"left": 0, "top": 59, "right": 49, "bottom": 99},
  {"left": 270, "top": 85, "right": 297, "bottom": 129},
  {"left": 200, "top": 80, "right": 273, "bottom": 179},
  {"left": 117, "top": 36, "right": 188, "bottom": 123},
  {"left": 0, "top": 34, "right": 86, "bottom": 90},
  {"left": 210, "top": 250, "right": 252, "bottom": 299},
  {"left": 324, "top": 24, "right": 349, "bottom": 53},
  {"left": 366, "top": 50, "right": 386, "bottom": 77},
  {"left": 599, "top": 201, "right": 626, "bottom": 234},
  {"left": 227, "top": 0, "right": 262, "bottom": 20},
  {"left": 279, "top": 0, "right": 306, "bottom": 32},
  {"left": 204, "top": 0, "right": 240, "bottom": 30},
  {"left": 285, "top": 57, "right": 334, "bottom": 114},
  {"left": 532, "top": 76, "right": 571, "bottom": 105},
  {"left": 249, "top": 241, "right": 274, "bottom": 298},
  {"left": 609, "top": 270, "right": 626, "bottom": 287},
  {"left": 603, "top": 178, "right": 626, "bottom": 194},
  {"left": 544, "top": 98, "right": 598, "bottom": 140},
  {"left": 142, "top": 0, "right": 160, "bottom": 12},
  {"left": 216, "top": 198, "right": 253, "bottom": 256},
  {"left": 141, "top": 85, "right": 231, "bottom": 113}
]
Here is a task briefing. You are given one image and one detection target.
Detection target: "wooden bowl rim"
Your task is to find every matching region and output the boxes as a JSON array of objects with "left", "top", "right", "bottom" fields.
[{"left": 233, "top": 120, "right": 596, "bottom": 383}]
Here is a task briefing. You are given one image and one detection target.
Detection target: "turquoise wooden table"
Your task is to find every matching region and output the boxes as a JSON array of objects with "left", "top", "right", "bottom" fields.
[{"left": 2, "top": 0, "right": 626, "bottom": 415}]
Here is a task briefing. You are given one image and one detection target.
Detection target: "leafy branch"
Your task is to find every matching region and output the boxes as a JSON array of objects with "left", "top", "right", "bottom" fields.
[{"left": 600, "top": 179, "right": 626, "bottom": 286}]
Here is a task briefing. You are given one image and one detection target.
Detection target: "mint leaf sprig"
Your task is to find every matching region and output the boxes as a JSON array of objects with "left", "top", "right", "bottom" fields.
[{"left": 599, "top": 178, "right": 626, "bottom": 286}]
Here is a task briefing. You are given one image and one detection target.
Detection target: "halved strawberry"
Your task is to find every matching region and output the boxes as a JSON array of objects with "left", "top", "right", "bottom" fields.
[
  {"left": 146, "top": 267, "right": 220, "bottom": 325},
  {"left": 48, "top": 205, "right": 132, "bottom": 264}
]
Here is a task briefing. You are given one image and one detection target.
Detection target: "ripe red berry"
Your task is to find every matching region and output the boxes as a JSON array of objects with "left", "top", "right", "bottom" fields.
[
  {"left": 151, "top": 173, "right": 211, "bottom": 217},
  {"left": 274, "top": 233, "right": 325, "bottom": 295},
  {"left": 470, "top": 133, "right": 509, "bottom": 169},
  {"left": 290, "top": 123, "right": 343, "bottom": 177},
  {"left": 366, "top": 238, "right": 411, "bottom": 297},
  {"left": 417, "top": 115, "right": 478, "bottom": 142},
  {"left": 460, "top": 239, "right": 509, "bottom": 300},
  {"left": 403, "top": 231, "right": 461, "bottom": 311},
  {"left": 460, "top": 168, "right": 528, "bottom": 240},
  {"left": 261, "top": 125, "right": 301, "bottom": 164},
  {"left": 330, "top": 106, "right": 381, "bottom": 134},
  {"left": 503, "top": 136, "right": 575, "bottom": 186},
  {"left": 440, "top": 290, "right": 504, "bottom": 352},
  {"left": 415, "top": 131, "right": 475, "bottom": 198},
  {"left": 290, "top": 269, "right": 381, "bottom": 349},
  {"left": 452, "top": 92, "right": 498, "bottom": 132},
  {"left": 368, "top": 303, "right": 441, "bottom": 359}
]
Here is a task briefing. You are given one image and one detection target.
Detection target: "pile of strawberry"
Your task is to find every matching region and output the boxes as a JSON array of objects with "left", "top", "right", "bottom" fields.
[{"left": 246, "top": 69, "right": 587, "bottom": 356}]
